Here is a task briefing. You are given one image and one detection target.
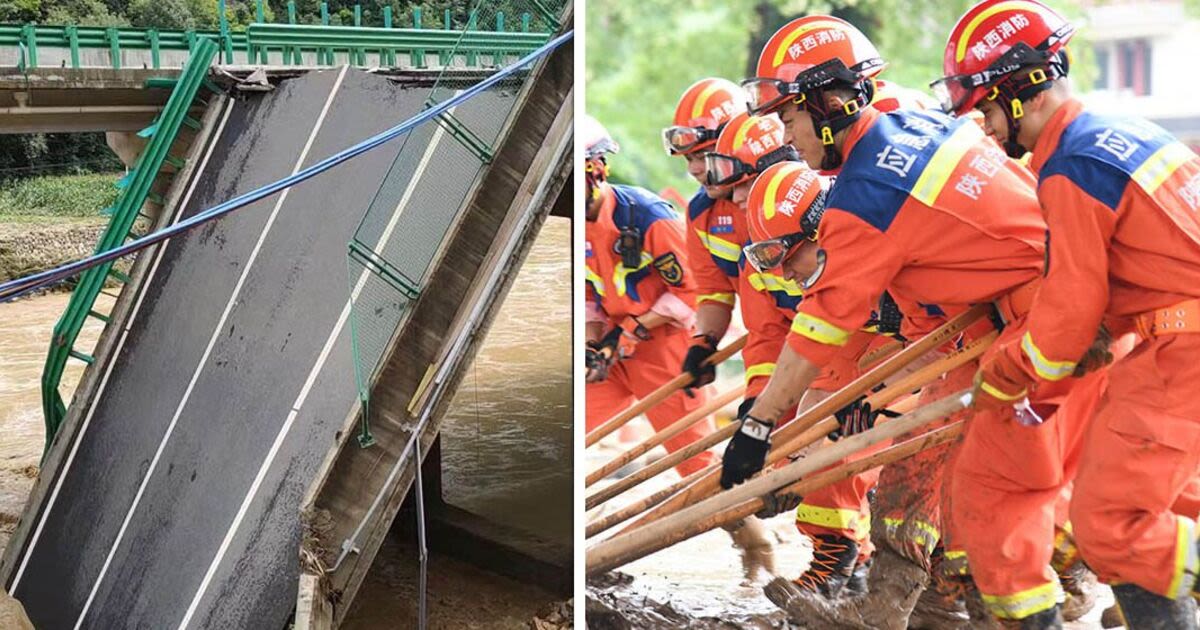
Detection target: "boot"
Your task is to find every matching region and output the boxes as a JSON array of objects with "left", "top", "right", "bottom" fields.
[
  {"left": 964, "top": 582, "right": 1004, "bottom": 630},
  {"left": 764, "top": 546, "right": 929, "bottom": 630},
  {"left": 793, "top": 534, "right": 858, "bottom": 598},
  {"left": 845, "top": 558, "right": 870, "bottom": 596},
  {"left": 1057, "top": 562, "right": 1098, "bottom": 622},
  {"left": 725, "top": 516, "right": 776, "bottom": 585},
  {"left": 909, "top": 572, "right": 970, "bottom": 629},
  {"left": 998, "top": 605, "right": 1063, "bottom": 629},
  {"left": 1111, "top": 583, "right": 1199, "bottom": 630}
]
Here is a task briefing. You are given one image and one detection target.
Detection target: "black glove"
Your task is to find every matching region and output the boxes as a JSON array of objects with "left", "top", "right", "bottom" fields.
[
  {"left": 585, "top": 340, "right": 613, "bottom": 382},
  {"left": 828, "top": 396, "right": 899, "bottom": 441},
  {"left": 756, "top": 491, "right": 804, "bottom": 519},
  {"left": 874, "top": 291, "right": 907, "bottom": 342},
  {"left": 721, "top": 413, "right": 774, "bottom": 489},
  {"left": 681, "top": 334, "right": 718, "bottom": 392},
  {"left": 737, "top": 397, "right": 756, "bottom": 419}
]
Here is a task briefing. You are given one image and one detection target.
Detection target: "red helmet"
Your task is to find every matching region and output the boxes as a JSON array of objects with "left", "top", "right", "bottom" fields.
[
  {"left": 743, "top": 161, "right": 828, "bottom": 272},
  {"left": 663, "top": 78, "right": 747, "bottom": 155},
  {"left": 933, "top": 0, "right": 1074, "bottom": 117},
  {"left": 742, "top": 15, "right": 885, "bottom": 117},
  {"left": 703, "top": 112, "right": 796, "bottom": 187}
]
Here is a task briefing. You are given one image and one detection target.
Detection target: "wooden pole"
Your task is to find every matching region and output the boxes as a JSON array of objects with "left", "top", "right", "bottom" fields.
[
  {"left": 586, "top": 390, "right": 972, "bottom": 575},
  {"left": 585, "top": 385, "right": 743, "bottom": 487},
  {"left": 586, "top": 334, "right": 747, "bottom": 447},
  {"left": 587, "top": 464, "right": 708, "bottom": 537},
  {"left": 858, "top": 338, "right": 903, "bottom": 369},
  {"left": 622, "top": 307, "right": 990, "bottom": 531}
]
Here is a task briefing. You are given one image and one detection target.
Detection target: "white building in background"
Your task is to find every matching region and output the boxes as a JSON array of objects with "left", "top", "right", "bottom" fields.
[{"left": 1080, "top": 0, "right": 1200, "bottom": 150}]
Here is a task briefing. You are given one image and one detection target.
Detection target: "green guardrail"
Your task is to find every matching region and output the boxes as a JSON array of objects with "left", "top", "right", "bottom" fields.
[
  {"left": 246, "top": 22, "right": 549, "bottom": 68},
  {"left": 40, "top": 38, "right": 219, "bottom": 453},
  {"left": 1, "top": 1, "right": 550, "bottom": 70}
]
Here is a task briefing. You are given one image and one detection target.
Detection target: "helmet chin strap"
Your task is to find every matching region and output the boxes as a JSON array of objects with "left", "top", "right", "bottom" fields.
[
  {"left": 798, "top": 80, "right": 875, "bottom": 171},
  {"left": 989, "top": 52, "right": 1069, "bottom": 159}
]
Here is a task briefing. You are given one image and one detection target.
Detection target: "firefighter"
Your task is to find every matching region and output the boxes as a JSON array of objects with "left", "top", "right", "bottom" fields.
[
  {"left": 937, "top": 1, "right": 1200, "bottom": 626},
  {"left": 727, "top": 15, "right": 1107, "bottom": 629},
  {"left": 661, "top": 80, "right": 782, "bottom": 584},
  {"left": 583, "top": 114, "right": 716, "bottom": 479}
]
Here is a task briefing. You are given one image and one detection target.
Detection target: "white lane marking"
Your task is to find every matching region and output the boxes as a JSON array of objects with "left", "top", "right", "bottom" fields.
[
  {"left": 10, "top": 98, "right": 236, "bottom": 593},
  {"left": 176, "top": 110, "right": 453, "bottom": 630},
  {"left": 71, "top": 65, "right": 351, "bottom": 629}
]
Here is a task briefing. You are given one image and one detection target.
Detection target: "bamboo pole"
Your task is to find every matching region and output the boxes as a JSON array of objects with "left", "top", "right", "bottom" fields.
[
  {"left": 585, "top": 393, "right": 923, "bottom": 537},
  {"left": 586, "top": 334, "right": 747, "bottom": 447},
  {"left": 585, "top": 385, "right": 743, "bottom": 487},
  {"left": 622, "top": 307, "right": 989, "bottom": 531},
  {"left": 586, "top": 390, "right": 972, "bottom": 575},
  {"left": 857, "top": 338, "right": 903, "bottom": 369},
  {"left": 584, "top": 333, "right": 979, "bottom": 515}
]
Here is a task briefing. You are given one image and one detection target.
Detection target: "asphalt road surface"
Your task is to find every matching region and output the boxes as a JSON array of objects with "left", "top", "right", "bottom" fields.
[{"left": 9, "top": 67, "right": 515, "bottom": 629}]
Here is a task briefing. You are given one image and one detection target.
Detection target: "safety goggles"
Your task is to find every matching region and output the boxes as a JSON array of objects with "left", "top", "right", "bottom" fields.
[
  {"left": 743, "top": 231, "right": 813, "bottom": 273},
  {"left": 661, "top": 125, "right": 720, "bottom": 155},
  {"left": 930, "top": 42, "right": 1061, "bottom": 115},
  {"left": 704, "top": 145, "right": 799, "bottom": 187},
  {"left": 742, "top": 58, "right": 877, "bottom": 115}
]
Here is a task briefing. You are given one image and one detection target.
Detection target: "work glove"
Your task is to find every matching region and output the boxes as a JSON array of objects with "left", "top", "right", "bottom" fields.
[
  {"left": 873, "top": 291, "right": 907, "bottom": 341},
  {"left": 681, "top": 333, "right": 719, "bottom": 393},
  {"left": 605, "top": 315, "right": 650, "bottom": 358},
  {"left": 721, "top": 411, "right": 774, "bottom": 489},
  {"left": 756, "top": 491, "right": 804, "bottom": 519},
  {"left": 827, "top": 396, "right": 898, "bottom": 441},
  {"left": 973, "top": 340, "right": 1032, "bottom": 411},
  {"left": 1073, "top": 324, "right": 1114, "bottom": 377},
  {"left": 585, "top": 340, "right": 612, "bottom": 383}
]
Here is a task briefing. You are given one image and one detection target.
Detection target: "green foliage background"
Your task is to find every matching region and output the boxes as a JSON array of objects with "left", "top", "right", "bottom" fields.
[{"left": 587, "top": 0, "right": 1090, "bottom": 194}]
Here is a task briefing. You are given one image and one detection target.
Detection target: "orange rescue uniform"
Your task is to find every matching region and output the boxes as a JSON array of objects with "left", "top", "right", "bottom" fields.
[
  {"left": 786, "top": 106, "right": 1061, "bottom": 578},
  {"left": 689, "top": 186, "right": 886, "bottom": 559},
  {"left": 586, "top": 184, "right": 715, "bottom": 477},
  {"left": 976, "top": 99, "right": 1200, "bottom": 605}
]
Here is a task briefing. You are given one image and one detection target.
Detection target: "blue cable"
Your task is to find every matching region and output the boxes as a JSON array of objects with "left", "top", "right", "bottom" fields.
[{"left": 0, "top": 29, "right": 572, "bottom": 302}]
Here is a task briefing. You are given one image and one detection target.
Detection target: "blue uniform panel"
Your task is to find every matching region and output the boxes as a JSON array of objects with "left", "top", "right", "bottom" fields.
[
  {"left": 827, "top": 109, "right": 969, "bottom": 232},
  {"left": 1039, "top": 112, "right": 1177, "bottom": 212}
]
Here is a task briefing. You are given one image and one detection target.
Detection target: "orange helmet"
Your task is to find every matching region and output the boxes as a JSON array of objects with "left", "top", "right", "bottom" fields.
[
  {"left": 663, "top": 78, "right": 747, "bottom": 155},
  {"left": 934, "top": 0, "right": 1073, "bottom": 117},
  {"left": 743, "top": 161, "right": 828, "bottom": 272},
  {"left": 703, "top": 112, "right": 797, "bottom": 187},
  {"left": 743, "top": 16, "right": 884, "bottom": 117},
  {"left": 743, "top": 16, "right": 885, "bottom": 171}
]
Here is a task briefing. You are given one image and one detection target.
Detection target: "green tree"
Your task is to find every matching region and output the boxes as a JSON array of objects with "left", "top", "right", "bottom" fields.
[{"left": 588, "top": 0, "right": 1090, "bottom": 196}]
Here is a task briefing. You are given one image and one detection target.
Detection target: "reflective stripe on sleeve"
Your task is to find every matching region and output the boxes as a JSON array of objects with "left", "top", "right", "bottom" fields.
[
  {"left": 745, "top": 362, "right": 776, "bottom": 383},
  {"left": 1020, "top": 331, "right": 1076, "bottom": 381},
  {"left": 791, "top": 311, "right": 852, "bottom": 346},
  {"left": 698, "top": 291, "right": 736, "bottom": 306}
]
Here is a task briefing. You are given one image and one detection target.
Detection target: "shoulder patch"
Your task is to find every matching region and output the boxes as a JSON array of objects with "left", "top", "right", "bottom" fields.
[{"left": 653, "top": 252, "right": 684, "bottom": 286}]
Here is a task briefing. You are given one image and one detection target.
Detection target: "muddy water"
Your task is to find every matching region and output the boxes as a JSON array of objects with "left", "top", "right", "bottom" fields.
[
  {"left": 0, "top": 291, "right": 105, "bottom": 551},
  {"left": 437, "top": 216, "right": 572, "bottom": 544},
  {"left": 344, "top": 217, "right": 571, "bottom": 628}
]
